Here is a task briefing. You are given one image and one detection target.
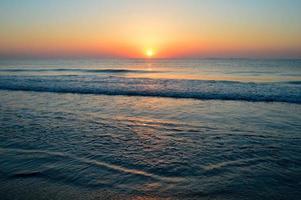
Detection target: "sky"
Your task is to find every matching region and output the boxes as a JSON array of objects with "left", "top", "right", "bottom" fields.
[{"left": 0, "top": 0, "right": 301, "bottom": 59}]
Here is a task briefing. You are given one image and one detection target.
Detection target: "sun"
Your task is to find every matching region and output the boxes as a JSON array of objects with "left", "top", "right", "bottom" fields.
[{"left": 145, "top": 49, "right": 155, "bottom": 58}]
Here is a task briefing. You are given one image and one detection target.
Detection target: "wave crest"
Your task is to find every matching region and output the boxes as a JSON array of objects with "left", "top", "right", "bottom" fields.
[{"left": 0, "top": 75, "right": 300, "bottom": 103}]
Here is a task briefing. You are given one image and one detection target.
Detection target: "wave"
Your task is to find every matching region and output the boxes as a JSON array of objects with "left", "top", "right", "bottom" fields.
[
  {"left": 285, "top": 81, "right": 301, "bottom": 85},
  {"left": 1, "top": 147, "right": 181, "bottom": 183},
  {"left": 0, "top": 75, "right": 300, "bottom": 103}
]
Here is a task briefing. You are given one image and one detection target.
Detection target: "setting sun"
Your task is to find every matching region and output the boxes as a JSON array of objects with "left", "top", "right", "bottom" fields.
[{"left": 145, "top": 49, "right": 155, "bottom": 58}]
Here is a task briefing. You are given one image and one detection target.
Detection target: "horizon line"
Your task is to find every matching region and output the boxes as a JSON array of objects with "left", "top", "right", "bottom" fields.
[{"left": 1, "top": 56, "right": 301, "bottom": 61}]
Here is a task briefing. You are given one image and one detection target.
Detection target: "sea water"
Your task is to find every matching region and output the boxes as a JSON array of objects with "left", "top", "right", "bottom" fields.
[{"left": 0, "top": 59, "right": 300, "bottom": 199}]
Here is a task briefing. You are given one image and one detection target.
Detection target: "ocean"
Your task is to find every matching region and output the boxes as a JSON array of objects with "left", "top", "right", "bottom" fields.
[{"left": 0, "top": 58, "right": 300, "bottom": 199}]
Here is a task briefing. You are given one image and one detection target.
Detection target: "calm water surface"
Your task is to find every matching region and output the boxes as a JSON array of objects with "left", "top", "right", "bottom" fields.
[{"left": 0, "top": 59, "right": 301, "bottom": 199}]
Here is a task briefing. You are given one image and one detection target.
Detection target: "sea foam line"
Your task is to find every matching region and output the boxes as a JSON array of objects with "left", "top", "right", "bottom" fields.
[
  {"left": 0, "top": 147, "right": 183, "bottom": 183},
  {"left": 0, "top": 75, "right": 300, "bottom": 103}
]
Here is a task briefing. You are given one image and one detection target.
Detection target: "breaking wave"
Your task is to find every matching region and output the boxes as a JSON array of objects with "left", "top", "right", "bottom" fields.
[{"left": 0, "top": 75, "right": 300, "bottom": 103}]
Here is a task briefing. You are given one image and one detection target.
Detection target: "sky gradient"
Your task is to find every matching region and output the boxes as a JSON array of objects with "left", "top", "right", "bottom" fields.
[{"left": 0, "top": 0, "right": 301, "bottom": 58}]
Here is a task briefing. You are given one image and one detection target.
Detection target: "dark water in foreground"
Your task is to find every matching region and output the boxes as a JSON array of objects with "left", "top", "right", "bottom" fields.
[{"left": 0, "top": 59, "right": 301, "bottom": 199}]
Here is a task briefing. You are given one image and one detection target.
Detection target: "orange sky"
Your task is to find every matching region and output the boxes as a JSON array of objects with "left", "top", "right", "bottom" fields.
[{"left": 0, "top": 0, "right": 301, "bottom": 58}]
